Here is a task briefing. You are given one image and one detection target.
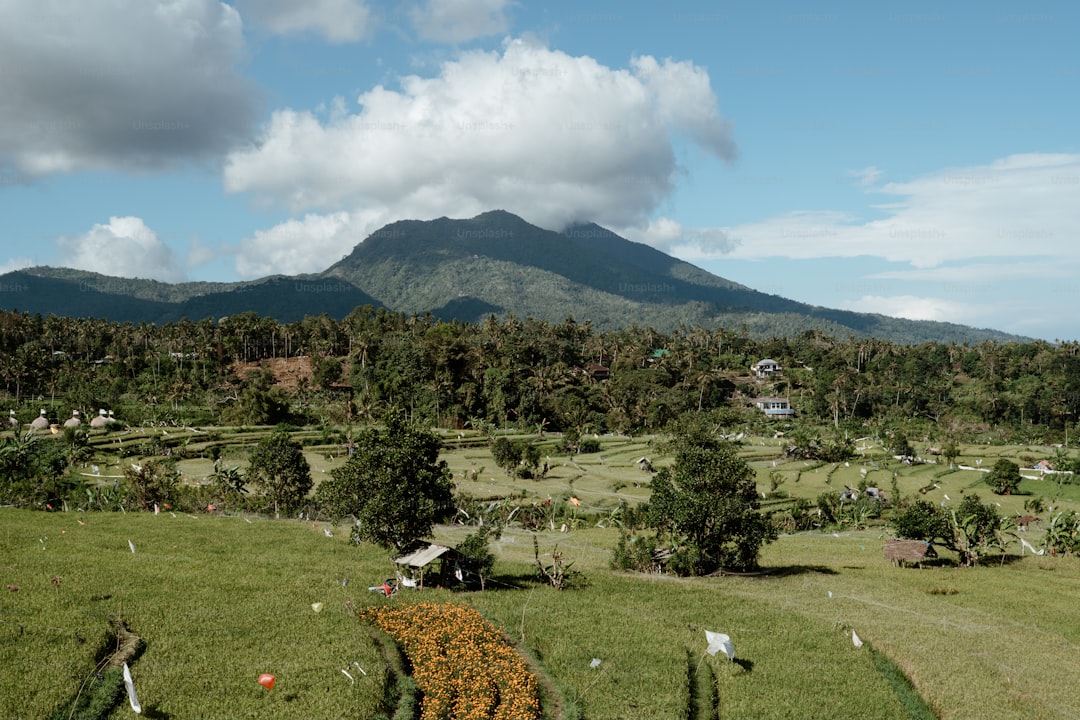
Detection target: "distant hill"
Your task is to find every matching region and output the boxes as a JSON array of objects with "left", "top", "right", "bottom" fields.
[
  {"left": 0, "top": 269, "right": 382, "bottom": 324},
  {"left": 0, "top": 211, "right": 1026, "bottom": 343}
]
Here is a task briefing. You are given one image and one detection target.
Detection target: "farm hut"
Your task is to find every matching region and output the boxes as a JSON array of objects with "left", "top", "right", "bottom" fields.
[
  {"left": 63, "top": 410, "right": 81, "bottom": 428},
  {"left": 636, "top": 456, "right": 654, "bottom": 472},
  {"left": 393, "top": 544, "right": 458, "bottom": 589},
  {"left": 864, "top": 486, "right": 886, "bottom": 502},
  {"left": 8, "top": 410, "right": 18, "bottom": 429},
  {"left": 884, "top": 539, "right": 937, "bottom": 567},
  {"left": 583, "top": 362, "right": 610, "bottom": 380},
  {"left": 1016, "top": 514, "right": 1040, "bottom": 532},
  {"left": 30, "top": 409, "right": 49, "bottom": 431},
  {"left": 90, "top": 409, "right": 109, "bottom": 428}
]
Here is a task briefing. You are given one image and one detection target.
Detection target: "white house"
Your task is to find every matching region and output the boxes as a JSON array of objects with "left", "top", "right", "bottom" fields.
[
  {"left": 754, "top": 397, "right": 794, "bottom": 417},
  {"left": 751, "top": 358, "right": 782, "bottom": 378}
]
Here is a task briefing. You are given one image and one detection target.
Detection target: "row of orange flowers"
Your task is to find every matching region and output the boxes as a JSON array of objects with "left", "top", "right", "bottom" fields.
[{"left": 361, "top": 602, "right": 541, "bottom": 720}]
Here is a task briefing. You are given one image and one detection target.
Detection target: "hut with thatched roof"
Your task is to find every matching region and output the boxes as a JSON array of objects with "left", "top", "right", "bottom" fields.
[
  {"left": 90, "top": 409, "right": 110, "bottom": 428},
  {"left": 30, "top": 409, "right": 49, "bottom": 431},
  {"left": 7, "top": 410, "right": 18, "bottom": 429},
  {"left": 63, "top": 410, "right": 82, "bottom": 428},
  {"left": 884, "top": 539, "right": 937, "bottom": 567}
]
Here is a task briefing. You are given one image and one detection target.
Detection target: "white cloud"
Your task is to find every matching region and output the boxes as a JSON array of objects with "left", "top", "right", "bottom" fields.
[
  {"left": 224, "top": 38, "right": 736, "bottom": 235},
  {"left": 58, "top": 217, "right": 185, "bottom": 282},
  {"left": 236, "top": 212, "right": 352, "bottom": 278},
  {"left": 839, "top": 295, "right": 972, "bottom": 323},
  {"left": 409, "top": 0, "right": 511, "bottom": 43},
  {"left": 658, "top": 154, "right": 1080, "bottom": 269},
  {"left": 0, "top": 0, "right": 256, "bottom": 178},
  {"left": 236, "top": 0, "right": 374, "bottom": 43},
  {"left": 867, "top": 259, "right": 1073, "bottom": 283},
  {"left": 848, "top": 166, "right": 883, "bottom": 187},
  {"left": 629, "top": 217, "right": 740, "bottom": 260}
]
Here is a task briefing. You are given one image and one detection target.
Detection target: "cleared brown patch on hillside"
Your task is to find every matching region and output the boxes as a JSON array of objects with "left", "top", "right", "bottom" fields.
[{"left": 231, "top": 356, "right": 315, "bottom": 392}]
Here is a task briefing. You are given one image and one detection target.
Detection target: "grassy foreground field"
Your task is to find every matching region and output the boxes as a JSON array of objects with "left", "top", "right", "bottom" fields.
[
  {"left": 5, "top": 505, "right": 1080, "bottom": 719},
  {"left": 7, "top": 429, "right": 1080, "bottom": 718}
]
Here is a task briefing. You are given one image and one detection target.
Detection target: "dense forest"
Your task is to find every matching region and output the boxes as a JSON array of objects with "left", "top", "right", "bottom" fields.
[{"left": 2, "top": 307, "right": 1078, "bottom": 446}]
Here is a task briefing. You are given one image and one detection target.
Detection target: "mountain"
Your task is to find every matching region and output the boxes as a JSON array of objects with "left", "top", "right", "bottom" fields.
[
  {"left": 320, "top": 210, "right": 1023, "bottom": 343},
  {"left": 0, "top": 211, "right": 1025, "bottom": 343},
  {"left": 0, "top": 268, "right": 382, "bottom": 324}
]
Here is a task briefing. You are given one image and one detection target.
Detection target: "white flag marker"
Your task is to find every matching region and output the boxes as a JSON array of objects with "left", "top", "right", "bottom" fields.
[
  {"left": 1020, "top": 537, "right": 1045, "bottom": 556},
  {"left": 852, "top": 630, "right": 864, "bottom": 648},
  {"left": 705, "top": 630, "right": 734, "bottom": 661},
  {"left": 123, "top": 662, "right": 142, "bottom": 714},
  {"left": 128, "top": 539, "right": 136, "bottom": 554}
]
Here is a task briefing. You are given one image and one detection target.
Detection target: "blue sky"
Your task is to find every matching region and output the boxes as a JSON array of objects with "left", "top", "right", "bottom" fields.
[{"left": 1, "top": 0, "right": 1077, "bottom": 340}]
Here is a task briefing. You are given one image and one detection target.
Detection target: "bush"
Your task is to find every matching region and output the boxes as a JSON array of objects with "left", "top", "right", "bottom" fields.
[
  {"left": 453, "top": 527, "right": 497, "bottom": 590},
  {"left": 986, "top": 458, "right": 1021, "bottom": 495},
  {"left": 610, "top": 530, "right": 661, "bottom": 573},
  {"left": 894, "top": 500, "right": 950, "bottom": 542},
  {"left": 578, "top": 438, "right": 601, "bottom": 453}
]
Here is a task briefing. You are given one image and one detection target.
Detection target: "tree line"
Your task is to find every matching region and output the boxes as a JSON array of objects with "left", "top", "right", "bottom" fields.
[{"left": 2, "top": 307, "right": 1078, "bottom": 443}]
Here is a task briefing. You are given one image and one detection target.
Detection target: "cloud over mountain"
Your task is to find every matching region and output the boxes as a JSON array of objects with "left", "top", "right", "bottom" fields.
[
  {"left": 58, "top": 217, "right": 185, "bottom": 282},
  {"left": 224, "top": 37, "right": 736, "bottom": 274}
]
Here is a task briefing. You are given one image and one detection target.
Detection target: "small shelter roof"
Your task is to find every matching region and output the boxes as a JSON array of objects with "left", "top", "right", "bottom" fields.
[{"left": 394, "top": 544, "right": 452, "bottom": 568}]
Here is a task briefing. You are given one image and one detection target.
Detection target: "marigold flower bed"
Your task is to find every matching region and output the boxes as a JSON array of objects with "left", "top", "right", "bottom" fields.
[{"left": 361, "top": 602, "right": 541, "bottom": 720}]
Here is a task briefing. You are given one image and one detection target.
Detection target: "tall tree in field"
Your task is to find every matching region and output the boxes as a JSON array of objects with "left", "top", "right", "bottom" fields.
[
  {"left": 648, "top": 418, "right": 776, "bottom": 575},
  {"left": 247, "top": 429, "right": 312, "bottom": 514},
  {"left": 316, "top": 415, "right": 454, "bottom": 552}
]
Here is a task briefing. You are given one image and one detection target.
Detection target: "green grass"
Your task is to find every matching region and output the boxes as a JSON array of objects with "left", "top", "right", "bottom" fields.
[
  {"left": 6, "top": 506, "right": 1080, "bottom": 719},
  {"left": 10, "top": 431, "right": 1080, "bottom": 718}
]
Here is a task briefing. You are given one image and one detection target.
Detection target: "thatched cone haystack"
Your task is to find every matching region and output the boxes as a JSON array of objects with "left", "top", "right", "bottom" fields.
[{"left": 29, "top": 409, "right": 49, "bottom": 431}]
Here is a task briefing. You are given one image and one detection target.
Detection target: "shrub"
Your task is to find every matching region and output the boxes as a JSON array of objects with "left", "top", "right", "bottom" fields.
[
  {"left": 894, "top": 500, "right": 950, "bottom": 542},
  {"left": 987, "top": 458, "right": 1021, "bottom": 495},
  {"left": 611, "top": 530, "right": 661, "bottom": 573}
]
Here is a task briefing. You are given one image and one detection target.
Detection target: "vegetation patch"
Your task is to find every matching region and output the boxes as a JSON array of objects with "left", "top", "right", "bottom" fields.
[
  {"left": 360, "top": 602, "right": 541, "bottom": 720},
  {"left": 46, "top": 617, "right": 144, "bottom": 720},
  {"left": 869, "top": 646, "right": 939, "bottom": 720}
]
